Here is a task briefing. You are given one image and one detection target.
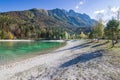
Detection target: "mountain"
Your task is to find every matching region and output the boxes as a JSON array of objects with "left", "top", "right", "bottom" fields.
[
  {"left": 48, "top": 8, "right": 96, "bottom": 27},
  {"left": 0, "top": 8, "right": 97, "bottom": 34}
]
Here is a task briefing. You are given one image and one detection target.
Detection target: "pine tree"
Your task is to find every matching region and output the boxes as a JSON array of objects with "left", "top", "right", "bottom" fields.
[{"left": 105, "top": 19, "right": 119, "bottom": 47}]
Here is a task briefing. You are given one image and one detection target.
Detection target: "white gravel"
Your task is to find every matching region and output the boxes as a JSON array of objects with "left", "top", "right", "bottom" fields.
[{"left": 0, "top": 40, "right": 120, "bottom": 80}]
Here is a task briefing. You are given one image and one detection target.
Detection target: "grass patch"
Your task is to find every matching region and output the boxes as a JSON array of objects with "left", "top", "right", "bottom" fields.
[{"left": 87, "top": 39, "right": 120, "bottom": 63}]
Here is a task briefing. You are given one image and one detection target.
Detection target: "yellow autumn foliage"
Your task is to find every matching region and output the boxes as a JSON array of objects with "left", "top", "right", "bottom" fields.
[
  {"left": 80, "top": 32, "right": 87, "bottom": 39},
  {"left": 8, "top": 32, "right": 14, "bottom": 39}
]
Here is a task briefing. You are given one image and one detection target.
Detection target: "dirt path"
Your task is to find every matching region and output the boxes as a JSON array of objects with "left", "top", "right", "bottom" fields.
[{"left": 0, "top": 40, "right": 120, "bottom": 80}]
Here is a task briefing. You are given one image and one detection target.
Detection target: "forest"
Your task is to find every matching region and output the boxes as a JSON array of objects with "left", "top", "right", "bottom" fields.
[{"left": 0, "top": 12, "right": 120, "bottom": 47}]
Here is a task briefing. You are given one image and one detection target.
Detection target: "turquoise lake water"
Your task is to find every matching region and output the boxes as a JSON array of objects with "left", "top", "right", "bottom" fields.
[{"left": 0, "top": 41, "right": 64, "bottom": 65}]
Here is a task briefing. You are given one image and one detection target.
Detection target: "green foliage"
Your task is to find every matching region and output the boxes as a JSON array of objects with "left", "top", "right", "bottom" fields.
[
  {"left": 89, "top": 21, "right": 104, "bottom": 39},
  {"left": 0, "top": 8, "right": 96, "bottom": 40},
  {"left": 0, "top": 15, "right": 15, "bottom": 39},
  {"left": 105, "top": 19, "right": 119, "bottom": 47},
  {"left": 105, "top": 19, "right": 119, "bottom": 39},
  {"left": 89, "top": 31, "right": 94, "bottom": 39}
]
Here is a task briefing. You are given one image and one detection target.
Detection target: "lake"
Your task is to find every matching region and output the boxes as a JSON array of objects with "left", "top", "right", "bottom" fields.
[{"left": 0, "top": 41, "right": 65, "bottom": 65}]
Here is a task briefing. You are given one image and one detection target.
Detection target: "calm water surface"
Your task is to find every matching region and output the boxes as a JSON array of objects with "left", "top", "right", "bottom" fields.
[{"left": 0, "top": 41, "right": 64, "bottom": 64}]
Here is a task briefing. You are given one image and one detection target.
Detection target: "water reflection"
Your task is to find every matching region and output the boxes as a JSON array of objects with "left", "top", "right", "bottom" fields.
[{"left": 0, "top": 41, "right": 63, "bottom": 65}]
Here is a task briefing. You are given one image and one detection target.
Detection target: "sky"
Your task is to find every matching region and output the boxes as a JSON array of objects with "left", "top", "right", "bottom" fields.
[{"left": 0, "top": 0, "right": 120, "bottom": 20}]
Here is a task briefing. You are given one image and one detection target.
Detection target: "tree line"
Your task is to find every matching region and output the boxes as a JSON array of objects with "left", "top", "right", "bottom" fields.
[
  {"left": 1, "top": 15, "right": 120, "bottom": 47},
  {"left": 89, "top": 19, "right": 120, "bottom": 47},
  {"left": 0, "top": 15, "right": 90, "bottom": 40},
  {"left": 0, "top": 15, "right": 78, "bottom": 40}
]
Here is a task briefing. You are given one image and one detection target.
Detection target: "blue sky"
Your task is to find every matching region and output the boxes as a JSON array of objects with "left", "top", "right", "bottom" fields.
[{"left": 0, "top": 0, "right": 120, "bottom": 20}]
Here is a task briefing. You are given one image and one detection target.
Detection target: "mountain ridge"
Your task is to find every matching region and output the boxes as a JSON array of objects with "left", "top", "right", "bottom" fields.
[{"left": 0, "top": 8, "right": 97, "bottom": 34}]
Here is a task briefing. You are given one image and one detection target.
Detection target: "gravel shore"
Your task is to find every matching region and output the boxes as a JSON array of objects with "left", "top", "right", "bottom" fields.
[{"left": 0, "top": 40, "right": 120, "bottom": 80}]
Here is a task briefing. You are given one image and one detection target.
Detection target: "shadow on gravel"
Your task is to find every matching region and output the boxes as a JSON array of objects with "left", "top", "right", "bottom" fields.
[
  {"left": 60, "top": 50, "right": 103, "bottom": 68},
  {"left": 91, "top": 41, "right": 109, "bottom": 48},
  {"left": 54, "top": 41, "right": 92, "bottom": 53}
]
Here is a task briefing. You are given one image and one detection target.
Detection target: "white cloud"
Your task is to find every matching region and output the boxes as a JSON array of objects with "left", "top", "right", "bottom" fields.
[
  {"left": 94, "top": 10, "right": 105, "bottom": 14},
  {"left": 110, "top": 6, "right": 119, "bottom": 13},
  {"left": 75, "top": 0, "right": 85, "bottom": 10},
  {"left": 93, "top": 6, "right": 120, "bottom": 22},
  {"left": 79, "top": 1, "right": 84, "bottom": 5},
  {"left": 75, "top": 6, "right": 79, "bottom": 9}
]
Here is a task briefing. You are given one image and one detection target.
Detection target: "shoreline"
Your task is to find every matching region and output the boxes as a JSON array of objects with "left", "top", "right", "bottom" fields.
[
  {"left": 0, "top": 43, "right": 67, "bottom": 67},
  {"left": 1, "top": 40, "right": 119, "bottom": 80},
  {"left": 0, "top": 39, "right": 66, "bottom": 42},
  {"left": 0, "top": 40, "right": 66, "bottom": 66},
  {"left": 40, "top": 40, "right": 66, "bottom": 42},
  {"left": 0, "top": 40, "right": 71, "bottom": 80},
  {"left": 0, "top": 40, "right": 34, "bottom": 42}
]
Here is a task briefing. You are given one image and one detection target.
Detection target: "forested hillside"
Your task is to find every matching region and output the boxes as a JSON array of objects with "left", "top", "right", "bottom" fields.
[{"left": 0, "top": 8, "right": 96, "bottom": 39}]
